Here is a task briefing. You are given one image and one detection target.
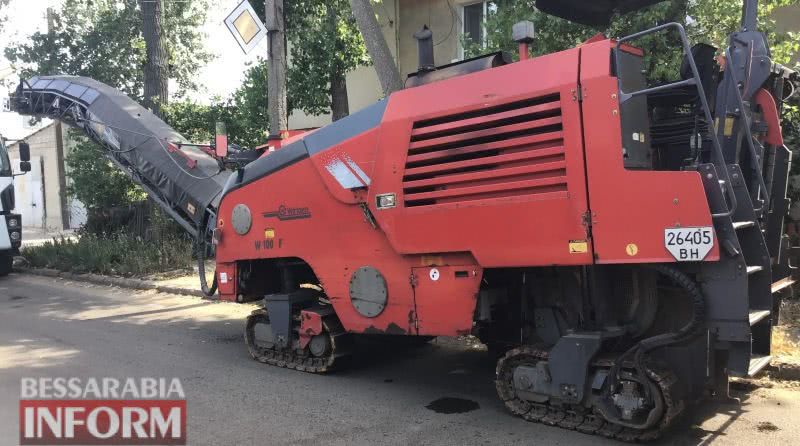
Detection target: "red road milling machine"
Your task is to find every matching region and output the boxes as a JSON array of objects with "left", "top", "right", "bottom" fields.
[{"left": 9, "top": 0, "right": 800, "bottom": 441}]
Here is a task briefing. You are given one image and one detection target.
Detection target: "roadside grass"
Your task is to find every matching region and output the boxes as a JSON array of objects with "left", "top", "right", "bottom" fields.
[{"left": 21, "top": 232, "right": 194, "bottom": 277}]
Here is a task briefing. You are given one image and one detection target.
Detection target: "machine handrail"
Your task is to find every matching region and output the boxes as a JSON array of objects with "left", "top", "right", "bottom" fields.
[
  {"left": 723, "top": 46, "right": 771, "bottom": 213},
  {"left": 615, "top": 22, "right": 738, "bottom": 219}
]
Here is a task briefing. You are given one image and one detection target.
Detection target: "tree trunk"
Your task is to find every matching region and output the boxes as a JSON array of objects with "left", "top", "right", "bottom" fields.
[
  {"left": 348, "top": 0, "right": 402, "bottom": 96},
  {"left": 330, "top": 69, "right": 350, "bottom": 121},
  {"left": 327, "top": 3, "right": 350, "bottom": 121},
  {"left": 141, "top": 0, "right": 168, "bottom": 116},
  {"left": 267, "top": 0, "right": 288, "bottom": 137}
]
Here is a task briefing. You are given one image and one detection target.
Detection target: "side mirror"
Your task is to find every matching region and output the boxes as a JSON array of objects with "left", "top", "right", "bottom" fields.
[
  {"left": 19, "top": 161, "right": 31, "bottom": 173},
  {"left": 215, "top": 122, "right": 228, "bottom": 158},
  {"left": 19, "top": 142, "right": 31, "bottom": 162}
]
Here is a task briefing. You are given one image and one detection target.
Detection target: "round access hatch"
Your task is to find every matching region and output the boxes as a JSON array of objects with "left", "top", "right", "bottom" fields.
[
  {"left": 349, "top": 266, "right": 388, "bottom": 318},
  {"left": 231, "top": 204, "right": 252, "bottom": 235}
]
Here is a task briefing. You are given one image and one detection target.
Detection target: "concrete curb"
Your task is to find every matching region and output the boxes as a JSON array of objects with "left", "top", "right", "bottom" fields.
[
  {"left": 767, "top": 362, "right": 800, "bottom": 381},
  {"left": 14, "top": 266, "right": 206, "bottom": 298}
]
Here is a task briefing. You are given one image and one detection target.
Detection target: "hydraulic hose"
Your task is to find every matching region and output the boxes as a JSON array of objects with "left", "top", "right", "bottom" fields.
[
  {"left": 599, "top": 264, "right": 705, "bottom": 429},
  {"left": 196, "top": 211, "right": 218, "bottom": 297}
]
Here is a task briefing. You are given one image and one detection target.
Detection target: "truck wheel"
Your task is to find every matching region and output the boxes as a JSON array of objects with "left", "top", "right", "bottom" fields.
[{"left": 0, "top": 254, "right": 12, "bottom": 277}]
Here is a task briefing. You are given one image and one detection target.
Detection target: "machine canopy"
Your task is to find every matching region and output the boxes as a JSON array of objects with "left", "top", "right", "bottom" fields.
[{"left": 535, "top": 0, "right": 666, "bottom": 26}]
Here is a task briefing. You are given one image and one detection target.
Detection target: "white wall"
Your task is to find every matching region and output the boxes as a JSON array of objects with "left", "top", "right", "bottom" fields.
[{"left": 7, "top": 122, "right": 86, "bottom": 230}]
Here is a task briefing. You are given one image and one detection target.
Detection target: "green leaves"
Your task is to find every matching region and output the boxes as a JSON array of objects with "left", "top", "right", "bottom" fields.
[
  {"left": 5, "top": 0, "right": 212, "bottom": 216},
  {"left": 64, "top": 130, "right": 146, "bottom": 210},
  {"left": 250, "top": 0, "right": 369, "bottom": 117},
  {"left": 4, "top": 0, "right": 210, "bottom": 100},
  {"left": 284, "top": 0, "right": 369, "bottom": 116},
  {"left": 466, "top": 0, "right": 689, "bottom": 81},
  {"left": 470, "top": 0, "right": 798, "bottom": 82},
  {"left": 22, "top": 231, "right": 193, "bottom": 276},
  {"left": 463, "top": 0, "right": 595, "bottom": 60},
  {"left": 160, "top": 65, "right": 270, "bottom": 151}
]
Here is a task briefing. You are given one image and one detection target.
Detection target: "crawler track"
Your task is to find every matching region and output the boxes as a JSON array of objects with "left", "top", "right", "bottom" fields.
[
  {"left": 245, "top": 308, "right": 351, "bottom": 373},
  {"left": 496, "top": 345, "right": 684, "bottom": 442}
]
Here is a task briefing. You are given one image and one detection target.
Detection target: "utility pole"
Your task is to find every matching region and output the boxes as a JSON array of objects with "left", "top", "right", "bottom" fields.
[
  {"left": 45, "top": 7, "right": 70, "bottom": 228},
  {"left": 264, "top": 0, "right": 288, "bottom": 140}
]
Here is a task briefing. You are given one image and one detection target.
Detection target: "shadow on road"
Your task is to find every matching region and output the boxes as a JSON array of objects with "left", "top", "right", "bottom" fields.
[{"left": 0, "top": 274, "right": 785, "bottom": 445}]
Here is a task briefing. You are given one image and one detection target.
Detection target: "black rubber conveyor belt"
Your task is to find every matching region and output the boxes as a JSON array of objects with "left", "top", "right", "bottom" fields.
[{"left": 10, "top": 75, "right": 232, "bottom": 236}]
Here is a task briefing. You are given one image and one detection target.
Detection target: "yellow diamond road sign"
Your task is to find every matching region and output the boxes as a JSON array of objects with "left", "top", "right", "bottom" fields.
[{"left": 224, "top": 1, "right": 268, "bottom": 55}]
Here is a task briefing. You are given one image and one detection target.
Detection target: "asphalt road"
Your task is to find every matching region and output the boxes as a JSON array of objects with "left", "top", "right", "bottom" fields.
[{"left": 1, "top": 273, "right": 799, "bottom": 445}]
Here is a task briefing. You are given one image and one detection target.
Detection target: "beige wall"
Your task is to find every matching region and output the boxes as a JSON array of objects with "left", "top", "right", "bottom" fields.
[
  {"left": 287, "top": 0, "right": 477, "bottom": 130},
  {"left": 288, "top": 0, "right": 402, "bottom": 129},
  {"left": 397, "top": 0, "right": 463, "bottom": 76}
]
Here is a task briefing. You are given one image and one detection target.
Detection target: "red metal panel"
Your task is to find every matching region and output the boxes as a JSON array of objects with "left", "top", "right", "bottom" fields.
[
  {"left": 579, "top": 40, "right": 720, "bottom": 263},
  {"left": 215, "top": 262, "right": 237, "bottom": 301},
  {"left": 413, "top": 265, "right": 482, "bottom": 336},
  {"left": 298, "top": 310, "right": 323, "bottom": 349},
  {"left": 406, "top": 131, "right": 564, "bottom": 164},
  {"left": 216, "top": 159, "right": 418, "bottom": 334},
  {"left": 410, "top": 101, "right": 561, "bottom": 139},
  {"left": 754, "top": 89, "right": 784, "bottom": 146},
  {"left": 408, "top": 116, "right": 563, "bottom": 152},
  {"left": 404, "top": 146, "right": 565, "bottom": 178},
  {"left": 403, "top": 160, "right": 567, "bottom": 189},
  {"left": 370, "top": 48, "right": 593, "bottom": 267},
  {"left": 404, "top": 176, "right": 568, "bottom": 202},
  {"left": 309, "top": 128, "right": 380, "bottom": 204}
]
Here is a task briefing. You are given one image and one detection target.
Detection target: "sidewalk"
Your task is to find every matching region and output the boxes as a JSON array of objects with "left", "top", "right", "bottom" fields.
[{"left": 16, "top": 265, "right": 207, "bottom": 298}]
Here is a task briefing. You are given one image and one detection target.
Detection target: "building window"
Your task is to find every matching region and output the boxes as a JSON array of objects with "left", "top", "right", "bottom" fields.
[{"left": 462, "top": 1, "right": 497, "bottom": 48}]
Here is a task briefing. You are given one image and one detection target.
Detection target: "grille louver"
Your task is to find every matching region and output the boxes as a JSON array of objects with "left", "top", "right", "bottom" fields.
[{"left": 402, "top": 94, "right": 567, "bottom": 207}]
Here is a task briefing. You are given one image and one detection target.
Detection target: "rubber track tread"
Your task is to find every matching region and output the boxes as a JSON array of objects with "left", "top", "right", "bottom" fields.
[
  {"left": 496, "top": 345, "right": 683, "bottom": 442},
  {"left": 245, "top": 308, "right": 350, "bottom": 374}
]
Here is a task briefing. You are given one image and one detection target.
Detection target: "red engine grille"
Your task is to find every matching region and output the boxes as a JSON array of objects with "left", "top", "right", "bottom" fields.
[{"left": 403, "top": 94, "right": 566, "bottom": 207}]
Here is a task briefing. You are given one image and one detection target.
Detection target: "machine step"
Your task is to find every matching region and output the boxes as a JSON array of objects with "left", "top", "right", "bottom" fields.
[
  {"left": 748, "top": 310, "right": 771, "bottom": 326},
  {"left": 746, "top": 265, "right": 763, "bottom": 274},
  {"left": 748, "top": 355, "right": 772, "bottom": 377},
  {"left": 733, "top": 221, "right": 755, "bottom": 230},
  {"left": 771, "top": 277, "right": 795, "bottom": 294}
]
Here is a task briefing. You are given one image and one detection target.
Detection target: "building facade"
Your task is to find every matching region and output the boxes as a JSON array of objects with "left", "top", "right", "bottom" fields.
[
  {"left": 289, "top": 0, "right": 491, "bottom": 129},
  {"left": 6, "top": 122, "right": 86, "bottom": 230}
]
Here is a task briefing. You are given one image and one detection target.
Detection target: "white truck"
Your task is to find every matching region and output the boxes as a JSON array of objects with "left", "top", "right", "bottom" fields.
[{"left": 0, "top": 135, "right": 30, "bottom": 276}]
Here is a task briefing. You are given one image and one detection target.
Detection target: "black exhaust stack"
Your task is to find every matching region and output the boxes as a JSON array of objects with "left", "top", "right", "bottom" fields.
[{"left": 414, "top": 25, "right": 435, "bottom": 73}]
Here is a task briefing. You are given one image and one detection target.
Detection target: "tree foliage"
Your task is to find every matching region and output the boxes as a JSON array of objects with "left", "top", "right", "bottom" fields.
[
  {"left": 471, "top": 0, "right": 800, "bottom": 199},
  {"left": 249, "top": 0, "right": 370, "bottom": 118},
  {"left": 687, "top": 0, "right": 799, "bottom": 60},
  {"left": 161, "top": 62, "right": 270, "bottom": 149},
  {"left": 65, "top": 132, "right": 146, "bottom": 210},
  {"left": 467, "top": 0, "right": 799, "bottom": 82},
  {"left": 0, "top": 0, "right": 10, "bottom": 28},
  {"left": 4, "top": 0, "right": 211, "bottom": 100},
  {"left": 3, "top": 0, "right": 211, "bottom": 214},
  {"left": 465, "top": 1, "right": 689, "bottom": 81},
  {"left": 164, "top": 0, "right": 373, "bottom": 147}
]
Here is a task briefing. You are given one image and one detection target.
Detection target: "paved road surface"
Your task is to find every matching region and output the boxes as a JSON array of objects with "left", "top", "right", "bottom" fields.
[{"left": 1, "top": 273, "right": 798, "bottom": 445}]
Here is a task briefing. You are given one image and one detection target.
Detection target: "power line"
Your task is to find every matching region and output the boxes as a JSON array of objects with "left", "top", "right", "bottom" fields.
[{"left": 434, "top": 0, "right": 459, "bottom": 47}]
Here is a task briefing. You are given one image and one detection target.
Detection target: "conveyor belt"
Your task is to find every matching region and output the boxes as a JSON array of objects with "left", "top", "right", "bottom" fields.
[{"left": 10, "top": 75, "right": 231, "bottom": 236}]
